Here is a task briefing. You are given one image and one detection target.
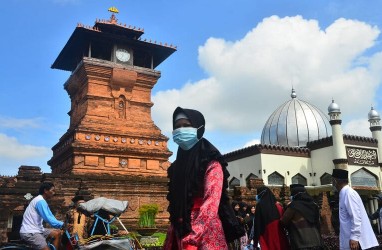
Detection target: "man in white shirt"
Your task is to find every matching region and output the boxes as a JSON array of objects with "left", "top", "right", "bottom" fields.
[
  {"left": 20, "top": 182, "right": 64, "bottom": 250},
  {"left": 332, "top": 169, "right": 379, "bottom": 250}
]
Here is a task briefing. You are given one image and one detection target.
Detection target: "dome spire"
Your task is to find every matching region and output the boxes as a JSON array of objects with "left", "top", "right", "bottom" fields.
[
  {"left": 291, "top": 88, "right": 297, "bottom": 99},
  {"left": 368, "top": 106, "right": 381, "bottom": 126}
]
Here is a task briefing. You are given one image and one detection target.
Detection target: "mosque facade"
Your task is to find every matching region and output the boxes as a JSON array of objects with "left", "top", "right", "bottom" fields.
[{"left": 224, "top": 89, "right": 382, "bottom": 232}]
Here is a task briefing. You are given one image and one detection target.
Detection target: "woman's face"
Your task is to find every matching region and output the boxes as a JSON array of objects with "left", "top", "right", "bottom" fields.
[
  {"left": 174, "top": 118, "right": 192, "bottom": 129},
  {"left": 251, "top": 206, "right": 256, "bottom": 214},
  {"left": 234, "top": 204, "right": 240, "bottom": 211}
]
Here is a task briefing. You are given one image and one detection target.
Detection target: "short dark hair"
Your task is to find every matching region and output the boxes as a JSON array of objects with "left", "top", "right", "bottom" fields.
[
  {"left": 72, "top": 195, "right": 85, "bottom": 203},
  {"left": 39, "top": 182, "right": 55, "bottom": 195}
]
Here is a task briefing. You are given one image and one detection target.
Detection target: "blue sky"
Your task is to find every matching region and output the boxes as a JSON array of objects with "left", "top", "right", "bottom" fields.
[{"left": 1, "top": 0, "right": 382, "bottom": 176}]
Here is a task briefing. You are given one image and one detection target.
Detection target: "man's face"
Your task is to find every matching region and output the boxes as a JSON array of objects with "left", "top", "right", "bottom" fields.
[{"left": 45, "top": 187, "right": 56, "bottom": 199}]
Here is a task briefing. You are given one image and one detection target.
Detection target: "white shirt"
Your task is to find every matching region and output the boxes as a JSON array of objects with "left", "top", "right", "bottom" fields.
[
  {"left": 339, "top": 185, "right": 378, "bottom": 249},
  {"left": 20, "top": 195, "right": 63, "bottom": 234}
]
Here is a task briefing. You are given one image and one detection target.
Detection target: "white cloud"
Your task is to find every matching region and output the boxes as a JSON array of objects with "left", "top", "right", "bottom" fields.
[
  {"left": 243, "top": 139, "right": 261, "bottom": 148},
  {"left": 343, "top": 119, "right": 371, "bottom": 137},
  {"left": 0, "top": 133, "right": 50, "bottom": 160},
  {"left": 0, "top": 116, "right": 44, "bottom": 129},
  {"left": 153, "top": 15, "right": 382, "bottom": 140}
]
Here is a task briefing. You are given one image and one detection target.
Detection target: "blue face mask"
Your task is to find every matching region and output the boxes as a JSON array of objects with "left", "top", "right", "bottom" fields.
[{"left": 172, "top": 126, "right": 202, "bottom": 150}]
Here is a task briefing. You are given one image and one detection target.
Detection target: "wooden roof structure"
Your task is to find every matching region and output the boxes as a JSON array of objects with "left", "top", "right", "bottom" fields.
[{"left": 52, "top": 14, "right": 176, "bottom": 71}]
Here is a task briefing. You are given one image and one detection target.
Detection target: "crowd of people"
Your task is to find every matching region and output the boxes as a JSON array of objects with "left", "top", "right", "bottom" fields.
[{"left": 17, "top": 107, "right": 382, "bottom": 250}]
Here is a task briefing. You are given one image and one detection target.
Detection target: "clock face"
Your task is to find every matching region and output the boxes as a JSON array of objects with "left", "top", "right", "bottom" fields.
[{"left": 116, "top": 49, "right": 130, "bottom": 62}]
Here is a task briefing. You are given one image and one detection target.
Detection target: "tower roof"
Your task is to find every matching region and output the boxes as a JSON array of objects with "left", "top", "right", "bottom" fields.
[
  {"left": 368, "top": 106, "right": 380, "bottom": 121},
  {"left": 261, "top": 89, "right": 331, "bottom": 147},
  {"left": 328, "top": 99, "right": 341, "bottom": 113},
  {"left": 52, "top": 14, "right": 176, "bottom": 71}
]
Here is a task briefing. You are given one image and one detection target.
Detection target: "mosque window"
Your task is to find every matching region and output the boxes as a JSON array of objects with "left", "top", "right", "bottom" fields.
[
  {"left": 246, "top": 173, "right": 258, "bottom": 181},
  {"left": 320, "top": 173, "right": 332, "bottom": 185},
  {"left": 351, "top": 168, "right": 378, "bottom": 188},
  {"left": 246, "top": 173, "right": 259, "bottom": 189},
  {"left": 229, "top": 177, "right": 240, "bottom": 189},
  {"left": 291, "top": 174, "right": 307, "bottom": 185},
  {"left": 268, "top": 172, "right": 284, "bottom": 185}
]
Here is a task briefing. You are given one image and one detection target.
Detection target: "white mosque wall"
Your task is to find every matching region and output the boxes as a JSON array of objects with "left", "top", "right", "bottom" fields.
[
  {"left": 226, "top": 154, "right": 262, "bottom": 187},
  {"left": 260, "top": 154, "right": 311, "bottom": 186},
  {"left": 310, "top": 146, "right": 336, "bottom": 185}
]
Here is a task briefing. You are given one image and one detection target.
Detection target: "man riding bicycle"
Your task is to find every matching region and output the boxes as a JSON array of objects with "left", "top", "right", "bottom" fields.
[{"left": 20, "top": 182, "right": 64, "bottom": 250}]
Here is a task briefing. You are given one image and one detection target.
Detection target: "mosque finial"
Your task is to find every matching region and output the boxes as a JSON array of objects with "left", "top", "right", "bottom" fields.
[{"left": 291, "top": 88, "right": 297, "bottom": 99}]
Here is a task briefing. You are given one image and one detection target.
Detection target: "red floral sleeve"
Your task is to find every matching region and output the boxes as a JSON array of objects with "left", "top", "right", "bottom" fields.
[{"left": 182, "top": 160, "right": 224, "bottom": 246}]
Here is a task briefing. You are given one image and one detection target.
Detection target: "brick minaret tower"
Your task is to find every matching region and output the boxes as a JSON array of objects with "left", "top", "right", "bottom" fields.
[{"left": 48, "top": 12, "right": 176, "bottom": 176}]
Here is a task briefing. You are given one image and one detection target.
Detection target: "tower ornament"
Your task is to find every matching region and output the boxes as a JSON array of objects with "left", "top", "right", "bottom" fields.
[
  {"left": 108, "top": 6, "right": 119, "bottom": 13},
  {"left": 108, "top": 6, "right": 119, "bottom": 24}
]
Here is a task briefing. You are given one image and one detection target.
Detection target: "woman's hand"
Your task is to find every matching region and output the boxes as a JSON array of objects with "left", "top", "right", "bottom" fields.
[{"left": 183, "top": 244, "right": 198, "bottom": 250}]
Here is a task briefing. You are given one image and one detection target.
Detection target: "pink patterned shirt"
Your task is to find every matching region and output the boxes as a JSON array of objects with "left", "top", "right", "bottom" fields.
[{"left": 182, "top": 160, "right": 228, "bottom": 250}]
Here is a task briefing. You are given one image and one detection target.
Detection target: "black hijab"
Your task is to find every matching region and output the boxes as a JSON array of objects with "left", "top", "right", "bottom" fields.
[
  {"left": 253, "top": 186, "right": 280, "bottom": 241},
  {"left": 289, "top": 185, "right": 320, "bottom": 224},
  {"left": 232, "top": 200, "right": 240, "bottom": 216},
  {"left": 167, "top": 107, "right": 230, "bottom": 238}
]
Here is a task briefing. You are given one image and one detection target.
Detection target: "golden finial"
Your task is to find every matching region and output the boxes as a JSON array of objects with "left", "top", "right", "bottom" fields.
[{"left": 108, "top": 6, "right": 119, "bottom": 13}]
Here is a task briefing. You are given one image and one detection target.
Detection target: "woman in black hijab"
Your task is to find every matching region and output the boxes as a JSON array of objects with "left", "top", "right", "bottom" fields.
[
  {"left": 251, "top": 186, "right": 290, "bottom": 250},
  {"left": 280, "top": 184, "right": 323, "bottom": 249},
  {"left": 163, "top": 107, "right": 244, "bottom": 250}
]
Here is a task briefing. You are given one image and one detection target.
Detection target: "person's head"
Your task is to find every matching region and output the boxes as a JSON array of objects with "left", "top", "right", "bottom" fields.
[
  {"left": 38, "top": 182, "right": 56, "bottom": 199},
  {"left": 290, "top": 184, "right": 306, "bottom": 201},
  {"left": 332, "top": 169, "right": 349, "bottom": 192},
  {"left": 256, "top": 186, "right": 270, "bottom": 202},
  {"left": 172, "top": 107, "right": 205, "bottom": 150},
  {"left": 249, "top": 205, "right": 256, "bottom": 214},
  {"left": 232, "top": 200, "right": 240, "bottom": 211},
  {"left": 72, "top": 195, "right": 86, "bottom": 207},
  {"left": 239, "top": 201, "right": 248, "bottom": 211}
]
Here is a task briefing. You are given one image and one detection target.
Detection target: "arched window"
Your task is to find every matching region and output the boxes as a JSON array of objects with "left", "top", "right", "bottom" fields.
[
  {"left": 320, "top": 173, "right": 332, "bottom": 185},
  {"left": 291, "top": 173, "right": 307, "bottom": 185},
  {"left": 246, "top": 173, "right": 259, "bottom": 189},
  {"left": 268, "top": 171, "right": 284, "bottom": 185},
  {"left": 229, "top": 177, "right": 240, "bottom": 189},
  {"left": 351, "top": 168, "right": 378, "bottom": 188},
  {"left": 246, "top": 173, "right": 258, "bottom": 181}
]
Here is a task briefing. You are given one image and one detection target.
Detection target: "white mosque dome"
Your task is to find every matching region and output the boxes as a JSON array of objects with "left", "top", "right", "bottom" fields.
[
  {"left": 261, "top": 89, "right": 331, "bottom": 147},
  {"left": 368, "top": 107, "right": 380, "bottom": 121}
]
